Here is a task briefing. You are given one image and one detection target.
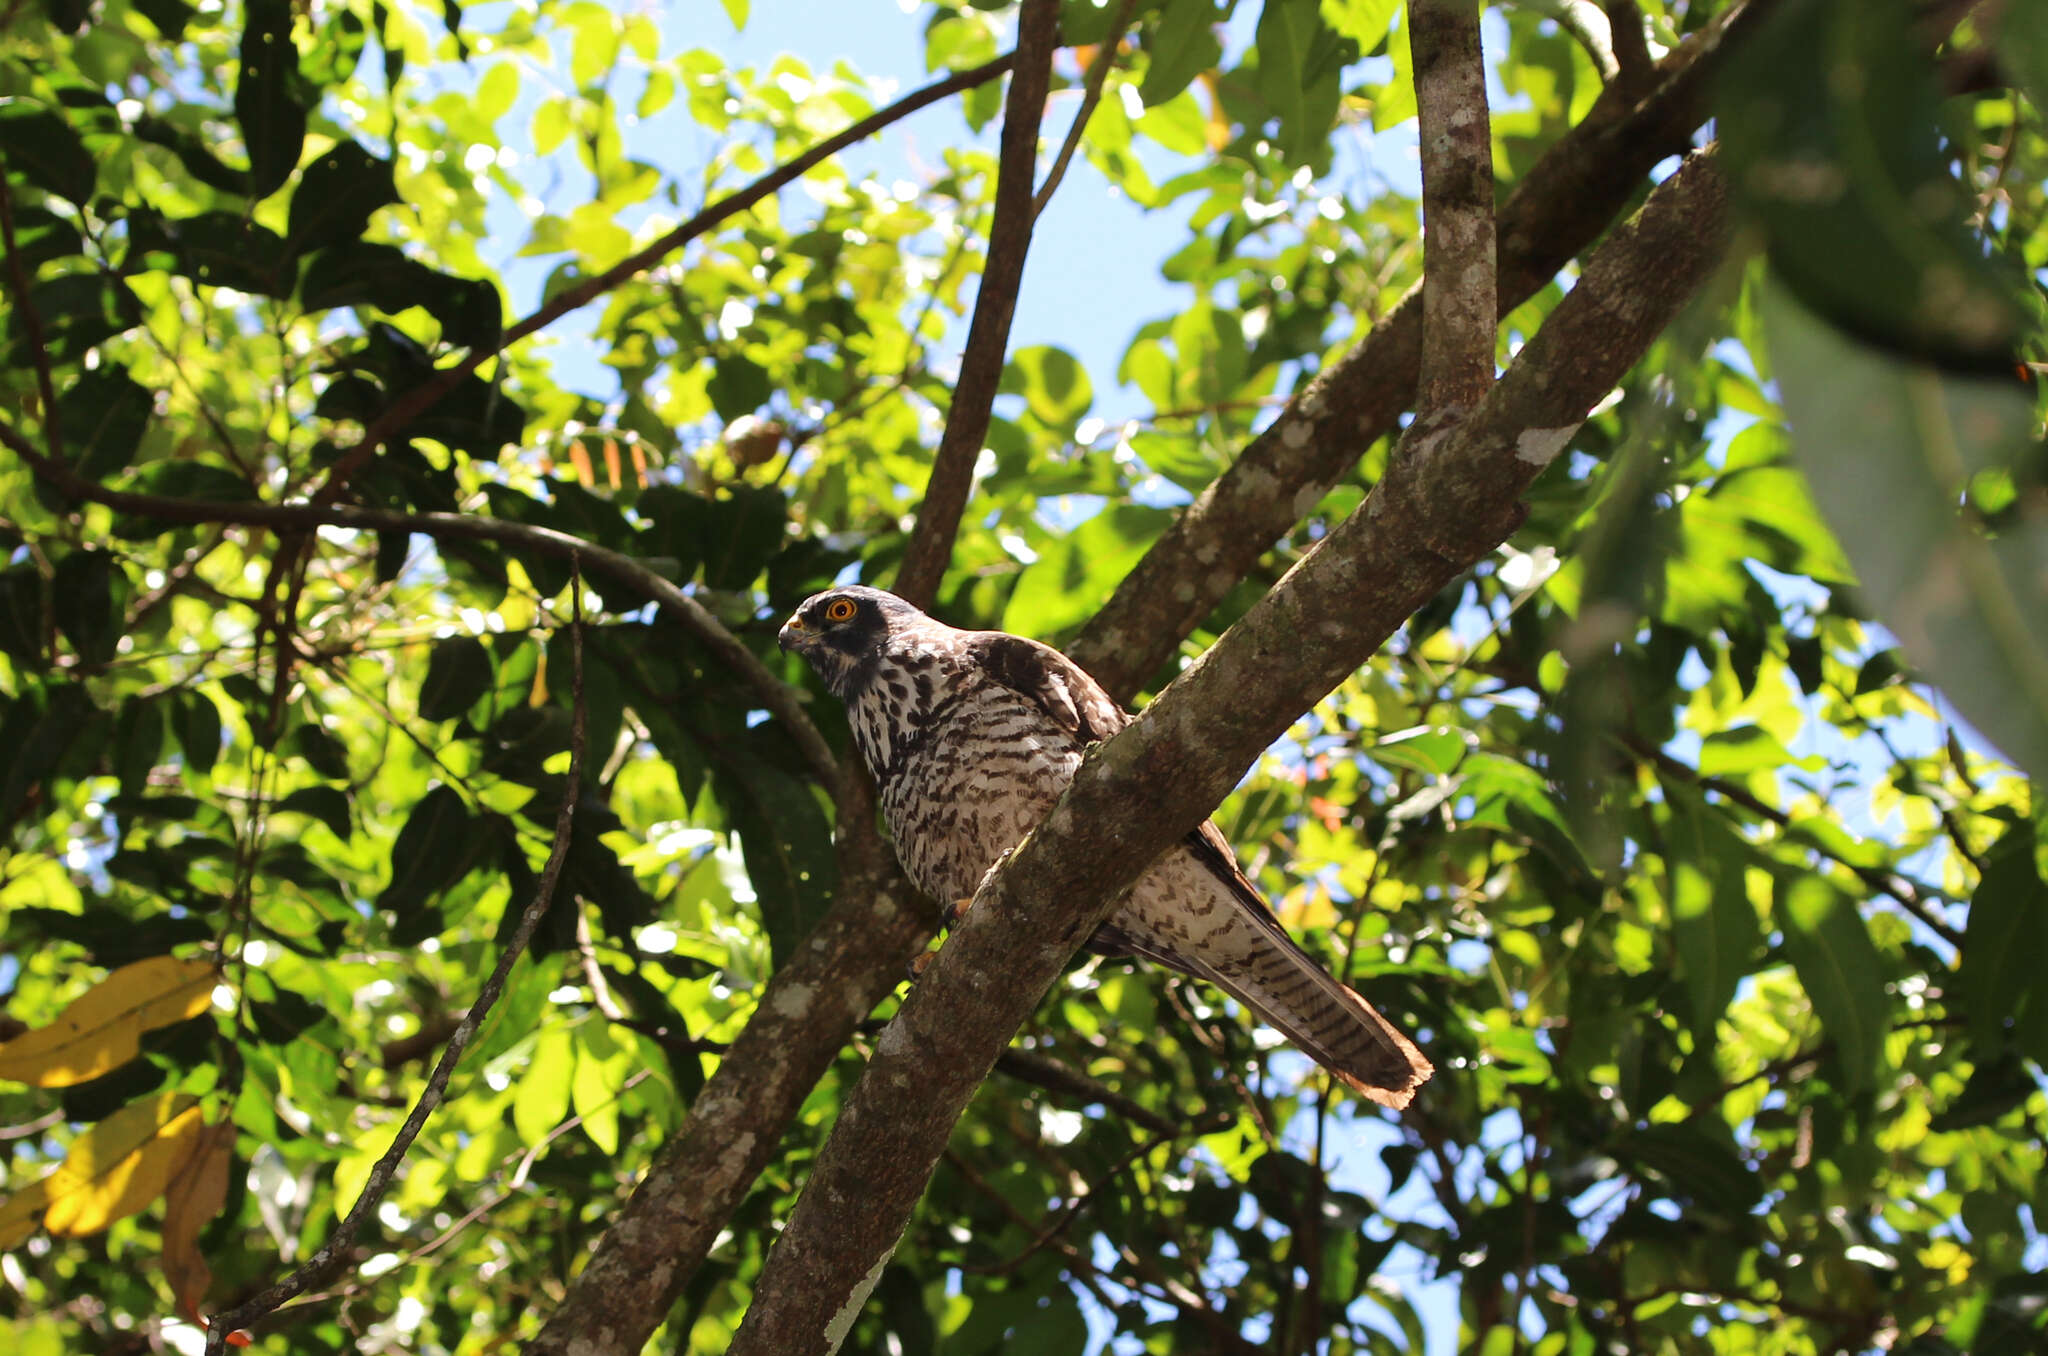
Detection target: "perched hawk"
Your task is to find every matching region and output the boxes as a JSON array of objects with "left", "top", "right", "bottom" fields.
[{"left": 778, "top": 585, "right": 1432, "bottom": 1109}]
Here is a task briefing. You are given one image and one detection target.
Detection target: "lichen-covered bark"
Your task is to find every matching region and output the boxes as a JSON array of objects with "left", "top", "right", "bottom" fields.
[
  {"left": 727, "top": 150, "right": 1731, "bottom": 1356},
  {"left": 1068, "top": 0, "right": 1774, "bottom": 701},
  {"left": 1410, "top": 0, "right": 1497, "bottom": 416}
]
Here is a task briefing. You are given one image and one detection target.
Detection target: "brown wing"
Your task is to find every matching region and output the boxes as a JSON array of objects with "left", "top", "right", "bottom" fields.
[{"left": 965, "top": 631, "right": 1131, "bottom": 745}]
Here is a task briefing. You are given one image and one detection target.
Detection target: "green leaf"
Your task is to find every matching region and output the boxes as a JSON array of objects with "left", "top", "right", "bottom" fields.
[
  {"left": 0, "top": 104, "right": 95, "bottom": 203},
  {"left": 57, "top": 369, "right": 152, "bottom": 482},
  {"left": 707, "top": 355, "right": 771, "bottom": 421},
  {"left": 1695, "top": 725, "right": 1818, "bottom": 778},
  {"left": 1373, "top": 6, "right": 1416, "bottom": 129},
  {"left": 1140, "top": 0, "right": 1224, "bottom": 107},
  {"left": 174, "top": 691, "right": 223, "bottom": 776},
  {"left": 126, "top": 209, "right": 293, "bottom": 297},
  {"left": 700, "top": 486, "right": 788, "bottom": 591},
  {"left": 1320, "top": 0, "right": 1398, "bottom": 50},
  {"left": 274, "top": 785, "right": 353, "bottom": 839},
  {"left": 1664, "top": 787, "right": 1764, "bottom": 1045},
  {"left": 286, "top": 142, "right": 399, "bottom": 255},
  {"left": 1003, "top": 505, "right": 1172, "bottom": 638},
  {"left": 108, "top": 461, "right": 255, "bottom": 539},
  {"left": 282, "top": 723, "right": 349, "bottom": 782},
  {"left": 113, "top": 699, "right": 166, "bottom": 797},
  {"left": 513, "top": 1026, "right": 574, "bottom": 1143},
  {"left": 1762, "top": 284, "right": 2048, "bottom": 782},
  {"left": 378, "top": 784, "right": 476, "bottom": 916},
  {"left": 1955, "top": 821, "right": 2048, "bottom": 1061},
  {"left": 0, "top": 564, "right": 47, "bottom": 666},
  {"left": 1723, "top": 0, "right": 2026, "bottom": 371},
  {"left": 132, "top": 114, "right": 249, "bottom": 194},
  {"left": 4, "top": 274, "right": 143, "bottom": 367},
  {"left": 1623, "top": 1120, "right": 1764, "bottom": 1215},
  {"left": 236, "top": 0, "right": 310, "bottom": 198},
  {"left": 1776, "top": 874, "right": 1886, "bottom": 1093},
  {"left": 1002, "top": 345, "right": 1093, "bottom": 429},
  {"left": 4, "top": 206, "right": 83, "bottom": 271},
  {"left": 51, "top": 548, "right": 126, "bottom": 667},
  {"left": 418, "top": 636, "right": 493, "bottom": 722},
  {"left": 717, "top": 745, "right": 836, "bottom": 966}
]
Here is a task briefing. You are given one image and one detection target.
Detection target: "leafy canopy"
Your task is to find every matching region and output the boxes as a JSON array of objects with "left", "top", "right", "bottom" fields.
[{"left": 1, "top": 0, "right": 2046, "bottom": 1353}]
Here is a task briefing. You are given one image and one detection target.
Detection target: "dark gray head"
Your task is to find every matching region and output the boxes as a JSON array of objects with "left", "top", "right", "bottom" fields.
[{"left": 776, "top": 585, "right": 927, "bottom": 698}]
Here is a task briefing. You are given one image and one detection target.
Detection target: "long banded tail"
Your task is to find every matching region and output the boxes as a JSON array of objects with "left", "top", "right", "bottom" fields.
[{"left": 1193, "top": 912, "right": 1432, "bottom": 1109}]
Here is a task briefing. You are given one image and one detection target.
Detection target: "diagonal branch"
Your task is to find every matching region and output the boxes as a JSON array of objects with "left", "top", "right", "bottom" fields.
[
  {"left": 205, "top": 569, "right": 590, "bottom": 1355},
  {"left": 1067, "top": 0, "right": 1775, "bottom": 701},
  {"left": 724, "top": 149, "right": 1732, "bottom": 1356},
  {"left": 891, "top": 0, "right": 1060, "bottom": 609},
  {"left": 310, "top": 51, "right": 1018, "bottom": 506},
  {"left": 1031, "top": 0, "right": 1141, "bottom": 222},
  {"left": 1410, "top": 0, "right": 1497, "bottom": 416}
]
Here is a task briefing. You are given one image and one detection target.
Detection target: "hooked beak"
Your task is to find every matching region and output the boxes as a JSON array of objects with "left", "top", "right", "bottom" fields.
[{"left": 776, "top": 614, "right": 809, "bottom": 653}]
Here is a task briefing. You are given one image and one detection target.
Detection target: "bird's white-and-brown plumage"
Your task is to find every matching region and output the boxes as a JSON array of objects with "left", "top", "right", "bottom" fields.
[{"left": 778, "top": 585, "right": 1432, "bottom": 1109}]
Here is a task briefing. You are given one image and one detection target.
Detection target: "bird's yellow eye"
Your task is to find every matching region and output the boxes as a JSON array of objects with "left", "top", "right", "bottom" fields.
[{"left": 824, "top": 597, "right": 858, "bottom": 623}]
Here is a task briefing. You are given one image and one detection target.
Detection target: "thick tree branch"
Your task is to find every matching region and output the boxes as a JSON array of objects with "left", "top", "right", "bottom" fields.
[
  {"left": 891, "top": 0, "right": 1059, "bottom": 609},
  {"left": 1410, "top": 0, "right": 1497, "bottom": 416},
  {"left": 726, "top": 150, "right": 1732, "bottom": 1356},
  {"left": 309, "top": 51, "right": 1018, "bottom": 506},
  {"left": 205, "top": 573, "right": 590, "bottom": 1355},
  {"left": 1604, "top": 0, "right": 1654, "bottom": 83},
  {"left": 1067, "top": 0, "right": 1772, "bottom": 701},
  {"left": 4, "top": 432, "right": 841, "bottom": 792}
]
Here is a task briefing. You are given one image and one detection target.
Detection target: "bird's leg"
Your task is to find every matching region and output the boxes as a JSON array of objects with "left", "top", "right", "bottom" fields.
[{"left": 908, "top": 848, "right": 1016, "bottom": 985}]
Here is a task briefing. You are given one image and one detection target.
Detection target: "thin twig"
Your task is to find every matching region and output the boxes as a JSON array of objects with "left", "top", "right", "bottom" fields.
[
  {"left": 0, "top": 158, "right": 63, "bottom": 465},
  {"left": 1030, "top": 0, "right": 1141, "bottom": 221},
  {"left": 1633, "top": 737, "right": 1966, "bottom": 949},
  {"left": 891, "top": 0, "right": 1060, "bottom": 609},
  {"left": 310, "top": 52, "right": 1018, "bottom": 507},
  {"left": 955, "top": 1118, "right": 1221, "bottom": 1276},
  {"left": 202, "top": 565, "right": 589, "bottom": 1354},
  {"left": 991, "top": 1046, "right": 1183, "bottom": 1136}
]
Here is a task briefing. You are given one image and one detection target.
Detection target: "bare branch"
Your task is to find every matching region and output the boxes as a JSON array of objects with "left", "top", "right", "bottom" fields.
[
  {"left": 0, "top": 159, "right": 62, "bottom": 465},
  {"left": 205, "top": 569, "right": 590, "bottom": 1354},
  {"left": 309, "top": 51, "right": 1019, "bottom": 506},
  {"left": 1067, "top": 0, "right": 1776, "bottom": 701},
  {"left": 891, "top": 0, "right": 1060, "bottom": 609},
  {"left": 1032, "top": 0, "right": 1141, "bottom": 222},
  {"left": 1411, "top": 0, "right": 1497, "bottom": 415},
  {"left": 725, "top": 150, "right": 1731, "bottom": 1356}
]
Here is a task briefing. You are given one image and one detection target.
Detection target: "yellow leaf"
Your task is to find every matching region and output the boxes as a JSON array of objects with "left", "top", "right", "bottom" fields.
[
  {"left": 44, "top": 1091, "right": 203, "bottom": 1235},
  {"left": 0, "top": 956, "right": 218, "bottom": 1088},
  {"left": 162, "top": 1118, "right": 237, "bottom": 1312},
  {"left": 0, "top": 1175, "right": 53, "bottom": 1251}
]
